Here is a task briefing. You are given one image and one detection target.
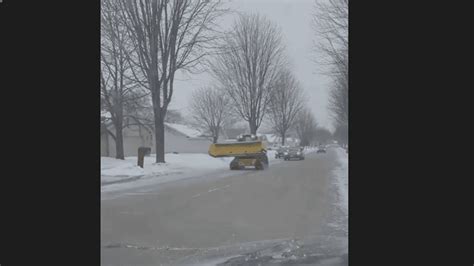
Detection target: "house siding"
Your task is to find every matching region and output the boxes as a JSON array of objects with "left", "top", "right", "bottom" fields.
[{"left": 101, "top": 124, "right": 212, "bottom": 157}]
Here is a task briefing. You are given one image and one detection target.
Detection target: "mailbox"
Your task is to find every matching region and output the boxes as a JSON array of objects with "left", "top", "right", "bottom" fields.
[{"left": 137, "top": 147, "right": 151, "bottom": 168}]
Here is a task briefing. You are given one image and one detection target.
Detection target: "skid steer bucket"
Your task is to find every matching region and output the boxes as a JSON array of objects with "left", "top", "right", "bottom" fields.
[
  {"left": 209, "top": 135, "right": 268, "bottom": 170},
  {"left": 208, "top": 140, "right": 266, "bottom": 158}
]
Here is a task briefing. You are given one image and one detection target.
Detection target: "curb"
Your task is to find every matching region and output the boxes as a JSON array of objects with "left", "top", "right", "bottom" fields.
[{"left": 101, "top": 175, "right": 145, "bottom": 186}]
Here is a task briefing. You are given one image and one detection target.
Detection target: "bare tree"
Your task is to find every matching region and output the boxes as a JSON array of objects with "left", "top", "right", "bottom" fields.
[
  {"left": 333, "top": 123, "right": 348, "bottom": 145},
  {"left": 295, "top": 107, "right": 318, "bottom": 146},
  {"left": 313, "top": 0, "right": 348, "bottom": 128},
  {"left": 313, "top": 127, "right": 333, "bottom": 144},
  {"left": 212, "top": 13, "right": 286, "bottom": 135},
  {"left": 189, "top": 87, "right": 233, "bottom": 143},
  {"left": 328, "top": 73, "right": 348, "bottom": 126},
  {"left": 267, "top": 69, "right": 305, "bottom": 146},
  {"left": 313, "top": 0, "right": 348, "bottom": 77},
  {"left": 119, "top": 0, "right": 225, "bottom": 162},
  {"left": 101, "top": 0, "right": 149, "bottom": 159}
]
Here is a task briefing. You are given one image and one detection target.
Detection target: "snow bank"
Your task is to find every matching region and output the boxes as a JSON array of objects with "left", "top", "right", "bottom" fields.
[
  {"left": 267, "top": 150, "right": 277, "bottom": 160},
  {"left": 333, "top": 147, "right": 348, "bottom": 214},
  {"left": 101, "top": 157, "right": 145, "bottom": 177},
  {"left": 101, "top": 153, "right": 236, "bottom": 186},
  {"left": 101, "top": 157, "right": 148, "bottom": 185},
  {"left": 101, "top": 150, "right": 288, "bottom": 190},
  {"left": 158, "top": 153, "right": 232, "bottom": 169},
  {"left": 101, "top": 149, "right": 285, "bottom": 186},
  {"left": 304, "top": 146, "right": 318, "bottom": 153}
]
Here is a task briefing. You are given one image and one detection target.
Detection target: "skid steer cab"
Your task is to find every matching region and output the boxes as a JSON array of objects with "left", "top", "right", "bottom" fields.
[{"left": 208, "top": 134, "right": 269, "bottom": 170}]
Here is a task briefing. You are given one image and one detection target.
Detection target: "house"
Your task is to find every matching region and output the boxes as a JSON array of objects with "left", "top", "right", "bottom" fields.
[
  {"left": 218, "top": 126, "right": 301, "bottom": 147},
  {"left": 101, "top": 120, "right": 214, "bottom": 157},
  {"left": 221, "top": 127, "right": 246, "bottom": 140},
  {"left": 258, "top": 133, "right": 300, "bottom": 147}
]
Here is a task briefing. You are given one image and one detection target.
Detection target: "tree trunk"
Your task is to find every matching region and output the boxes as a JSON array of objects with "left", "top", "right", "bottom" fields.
[
  {"left": 212, "top": 129, "right": 219, "bottom": 143},
  {"left": 154, "top": 115, "right": 166, "bottom": 163},
  {"left": 115, "top": 126, "right": 125, "bottom": 160},
  {"left": 211, "top": 127, "right": 219, "bottom": 143},
  {"left": 150, "top": 85, "right": 166, "bottom": 163},
  {"left": 105, "top": 131, "right": 110, "bottom": 157},
  {"left": 280, "top": 132, "right": 286, "bottom": 146},
  {"left": 249, "top": 120, "right": 257, "bottom": 135}
]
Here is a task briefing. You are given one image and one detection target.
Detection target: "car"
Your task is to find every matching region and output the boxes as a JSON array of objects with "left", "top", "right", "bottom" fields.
[
  {"left": 283, "top": 147, "right": 305, "bottom": 160},
  {"left": 275, "top": 145, "right": 289, "bottom": 159},
  {"left": 317, "top": 146, "right": 326, "bottom": 153}
]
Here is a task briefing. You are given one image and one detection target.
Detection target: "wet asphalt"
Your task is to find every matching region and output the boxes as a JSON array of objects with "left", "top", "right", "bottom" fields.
[{"left": 101, "top": 147, "right": 347, "bottom": 265}]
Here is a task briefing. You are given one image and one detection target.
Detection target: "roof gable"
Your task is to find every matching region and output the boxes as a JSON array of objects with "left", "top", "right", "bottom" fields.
[{"left": 165, "top": 123, "right": 202, "bottom": 138}]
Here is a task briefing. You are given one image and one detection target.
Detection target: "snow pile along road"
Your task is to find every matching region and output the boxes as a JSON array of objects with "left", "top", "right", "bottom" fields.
[
  {"left": 102, "top": 149, "right": 284, "bottom": 188},
  {"left": 101, "top": 153, "right": 234, "bottom": 186},
  {"left": 304, "top": 146, "right": 319, "bottom": 153},
  {"left": 333, "top": 147, "right": 348, "bottom": 214},
  {"left": 101, "top": 157, "right": 146, "bottom": 177}
]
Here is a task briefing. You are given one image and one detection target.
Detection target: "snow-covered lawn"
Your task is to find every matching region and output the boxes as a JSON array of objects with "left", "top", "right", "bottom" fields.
[
  {"left": 333, "top": 147, "right": 348, "bottom": 214},
  {"left": 101, "top": 150, "right": 282, "bottom": 185},
  {"left": 101, "top": 153, "right": 235, "bottom": 185}
]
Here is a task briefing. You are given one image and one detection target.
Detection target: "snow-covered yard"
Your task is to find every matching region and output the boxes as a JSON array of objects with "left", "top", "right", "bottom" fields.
[
  {"left": 101, "top": 150, "right": 282, "bottom": 185},
  {"left": 101, "top": 153, "right": 234, "bottom": 185}
]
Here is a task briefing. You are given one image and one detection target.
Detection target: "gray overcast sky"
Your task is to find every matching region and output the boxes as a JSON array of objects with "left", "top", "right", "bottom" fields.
[{"left": 169, "top": 0, "right": 333, "bottom": 131}]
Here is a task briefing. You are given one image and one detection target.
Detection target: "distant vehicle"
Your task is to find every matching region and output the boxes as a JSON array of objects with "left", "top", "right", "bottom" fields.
[
  {"left": 317, "top": 145, "right": 327, "bottom": 153},
  {"left": 283, "top": 147, "right": 305, "bottom": 160},
  {"left": 275, "top": 145, "right": 289, "bottom": 159}
]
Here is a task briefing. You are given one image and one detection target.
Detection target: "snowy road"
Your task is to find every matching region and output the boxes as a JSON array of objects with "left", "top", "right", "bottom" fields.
[{"left": 101, "top": 147, "right": 347, "bottom": 265}]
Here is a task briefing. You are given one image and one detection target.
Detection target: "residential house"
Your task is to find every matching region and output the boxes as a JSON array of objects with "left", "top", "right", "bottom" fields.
[
  {"left": 101, "top": 119, "right": 213, "bottom": 157},
  {"left": 258, "top": 133, "right": 300, "bottom": 147}
]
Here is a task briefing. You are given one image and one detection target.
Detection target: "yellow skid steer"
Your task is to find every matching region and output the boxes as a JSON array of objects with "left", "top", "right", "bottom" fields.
[{"left": 208, "top": 134, "right": 269, "bottom": 170}]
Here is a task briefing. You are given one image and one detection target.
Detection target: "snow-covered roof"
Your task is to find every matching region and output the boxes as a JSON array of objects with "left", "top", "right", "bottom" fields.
[
  {"left": 165, "top": 123, "right": 202, "bottom": 138},
  {"left": 260, "top": 133, "right": 279, "bottom": 143},
  {"left": 257, "top": 133, "right": 300, "bottom": 145},
  {"left": 100, "top": 118, "right": 203, "bottom": 139}
]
